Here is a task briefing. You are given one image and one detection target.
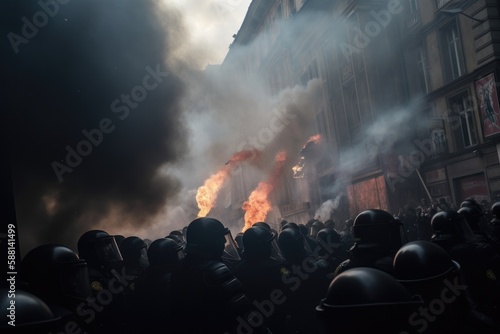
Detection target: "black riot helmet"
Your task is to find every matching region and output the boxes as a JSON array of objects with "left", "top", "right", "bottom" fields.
[
  {"left": 242, "top": 226, "right": 275, "bottom": 260},
  {"left": 460, "top": 198, "right": 483, "bottom": 213},
  {"left": 352, "top": 209, "right": 403, "bottom": 251},
  {"left": 345, "top": 219, "right": 354, "bottom": 229},
  {"left": 278, "top": 228, "right": 312, "bottom": 263},
  {"left": 393, "top": 241, "right": 460, "bottom": 284},
  {"left": 0, "top": 289, "right": 61, "bottom": 333},
  {"left": 491, "top": 201, "right": 500, "bottom": 225},
  {"left": 147, "top": 238, "right": 184, "bottom": 271},
  {"left": 169, "top": 230, "right": 186, "bottom": 247},
  {"left": 457, "top": 206, "right": 482, "bottom": 232},
  {"left": 20, "top": 244, "right": 92, "bottom": 306},
  {"left": 490, "top": 202, "right": 500, "bottom": 239},
  {"left": 165, "top": 234, "right": 184, "bottom": 247},
  {"left": 431, "top": 210, "right": 474, "bottom": 241},
  {"left": 310, "top": 220, "right": 325, "bottom": 238},
  {"left": 253, "top": 222, "right": 271, "bottom": 230},
  {"left": 247, "top": 222, "right": 284, "bottom": 260},
  {"left": 393, "top": 241, "right": 463, "bottom": 331},
  {"left": 281, "top": 222, "right": 299, "bottom": 231},
  {"left": 119, "top": 237, "right": 149, "bottom": 276},
  {"left": 316, "top": 228, "right": 342, "bottom": 259},
  {"left": 185, "top": 218, "right": 234, "bottom": 260},
  {"left": 317, "top": 228, "right": 341, "bottom": 246},
  {"left": 316, "top": 268, "right": 422, "bottom": 334},
  {"left": 324, "top": 219, "right": 335, "bottom": 229},
  {"left": 77, "top": 230, "right": 123, "bottom": 270},
  {"left": 298, "top": 224, "right": 309, "bottom": 237}
]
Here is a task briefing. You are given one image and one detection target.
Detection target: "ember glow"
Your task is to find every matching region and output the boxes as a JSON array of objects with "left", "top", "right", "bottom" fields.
[
  {"left": 242, "top": 151, "right": 287, "bottom": 231},
  {"left": 292, "top": 134, "right": 322, "bottom": 178},
  {"left": 196, "top": 149, "right": 259, "bottom": 217}
]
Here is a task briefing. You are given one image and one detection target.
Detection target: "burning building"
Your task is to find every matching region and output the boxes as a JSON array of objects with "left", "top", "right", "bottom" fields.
[{"left": 219, "top": 0, "right": 500, "bottom": 225}]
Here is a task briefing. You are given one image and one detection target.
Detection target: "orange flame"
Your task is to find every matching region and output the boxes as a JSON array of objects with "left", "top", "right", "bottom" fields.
[
  {"left": 306, "top": 134, "right": 322, "bottom": 145},
  {"left": 242, "top": 151, "right": 287, "bottom": 231},
  {"left": 196, "top": 149, "right": 259, "bottom": 218},
  {"left": 292, "top": 134, "right": 322, "bottom": 178}
]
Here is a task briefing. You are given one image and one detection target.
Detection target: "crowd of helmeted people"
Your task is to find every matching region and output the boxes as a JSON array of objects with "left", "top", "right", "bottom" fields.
[{"left": 2, "top": 198, "right": 500, "bottom": 334}]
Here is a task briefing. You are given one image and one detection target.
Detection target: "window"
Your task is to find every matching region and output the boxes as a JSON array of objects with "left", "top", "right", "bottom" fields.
[
  {"left": 416, "top": 44, "right": 430, "bottom": 94},
  {"left": 441, "top": 22, "right": 465, "bottom": 82},
  {"left": 344, "top": 84, "right": 361, "bottom": 143},
  {"left": 315, "top": 110, "right": 327, "bottom": 139},
  {"left": 300, "top": 59, "right": 319, "bottom": 86},
  {"left": 449, "top": 92, "right": 477, "bottom": 149},
  {"left": 407, "top": 0, "right": 420, "bottom": 28}
]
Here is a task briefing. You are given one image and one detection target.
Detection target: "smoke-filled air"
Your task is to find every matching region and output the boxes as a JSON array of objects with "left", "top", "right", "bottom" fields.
[{"left": 4, "top": 1, "right": 429, "bottom": 253}]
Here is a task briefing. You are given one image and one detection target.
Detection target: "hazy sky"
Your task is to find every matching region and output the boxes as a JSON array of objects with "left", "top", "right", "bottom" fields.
[
  {"left": 3, "top": 0, "right": 254, "bottom": 252},
  {"left": 167, "top": 0, "right": 252, "bottom": 66}
]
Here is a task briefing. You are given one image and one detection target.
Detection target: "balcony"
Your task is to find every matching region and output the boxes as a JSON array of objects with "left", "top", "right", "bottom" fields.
[{"left": 407, "top": 11, "right": 420, "bottom": 29}]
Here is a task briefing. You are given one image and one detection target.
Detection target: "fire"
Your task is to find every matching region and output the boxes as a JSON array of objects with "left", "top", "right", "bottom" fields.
[
  {"left": 306, "top": 134, "right": 322, "bottom": 145},
  {"left": 196, "top": 149, "right": 259, "bottom": 217},
  {"left": 242, "top": 151, "right": 287, "bottom": 231},
  {"left": 292, "top": 134, "right": 322, "bottom": 178}
]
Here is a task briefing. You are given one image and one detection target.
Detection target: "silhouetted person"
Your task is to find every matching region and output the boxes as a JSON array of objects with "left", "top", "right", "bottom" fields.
[
  {"left": 278, "top": 228, "right": 330, "bottom": 333},
  {"left": 340, "top": 218, "right": 354, "bottom": 251},
  {"left": 232, "top": 226, "right": 292, "bottom": 334},
  {"left": 394, "top": 240, "right": 500, "bottom": 333},
  {"left": 169, "top": 218, "right": 268, "bottom": 334},
  {"left": 490, "top": 202, "right": 500, "bottom": 254},
  {"left": 119, "top": 236, "right": 149, "bottom": 278},
  {"left": 334, "top": 209, "right": 403, "bottom": 277},
  {"left": 0, "top": 289, "right": 62, "bottom": 334},
  {"left": 431, "top": 210, "right": 500, "bottom": 318},
  {"left": 316, "top": 267, "right": 423, "bottom": 334},
  {"left": 19, "top": 245, "right": 95, "bottom": 333},
  {"left": 316, "top": 228, "right": 348, "bottom": 272},
  {"left": 77, "top": 230, "right": 124, "bottom": 296},
  {"left": 127, "top": 238, "right": 184, "bottom": 333}
]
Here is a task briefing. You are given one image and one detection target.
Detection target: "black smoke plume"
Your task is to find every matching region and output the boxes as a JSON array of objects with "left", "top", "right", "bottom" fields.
[{"left": 1, "top": 0, "right": 187, "bottom": 254}]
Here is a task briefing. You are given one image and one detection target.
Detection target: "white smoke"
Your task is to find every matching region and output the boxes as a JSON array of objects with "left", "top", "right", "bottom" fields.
[{"left": 315, "top": 195, "right": 342, "bottom": 222}]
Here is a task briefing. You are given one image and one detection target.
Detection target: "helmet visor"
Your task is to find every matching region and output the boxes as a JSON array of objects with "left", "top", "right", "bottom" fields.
[
  {"left": 222, "top": 231, "right": 241, "bottom": 263},
  {"left": 456, "top": 217, "right": 475, "bottom": 240},
  {"left": 176, "top": 248, "right": 186, "bottom": 261},
  {"left": 301, "top": 234, "right": 315, "bottom": 257},
  {"left": 137, "top": 246, "right": 150, "bottom": 270},
  {"left": 60, "top": 261, "right": 92, "bottom": 301},
  {"left": 270, "top": 237, "right": 285, "bottom": 261},
  {"left": 95, "top": 237, "right": 123, "bottom": 262}
]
